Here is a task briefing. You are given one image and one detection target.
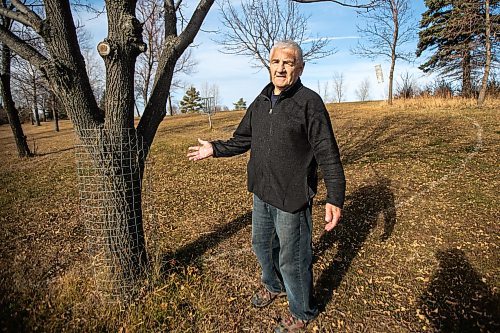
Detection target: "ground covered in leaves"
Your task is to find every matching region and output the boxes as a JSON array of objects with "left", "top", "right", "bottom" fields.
[{"left": 0, "top": 100, "right": 498, "bottom": 332}]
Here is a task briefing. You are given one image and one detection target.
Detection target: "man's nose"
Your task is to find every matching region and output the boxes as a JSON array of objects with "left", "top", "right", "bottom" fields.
[{"left": 277, "top": 62, "right": 285, "bottom": 71}]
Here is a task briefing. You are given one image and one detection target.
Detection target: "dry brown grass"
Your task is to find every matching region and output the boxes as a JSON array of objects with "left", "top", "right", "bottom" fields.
[{"left": 0, "top": 100, "right": 498, "bottom": 332}]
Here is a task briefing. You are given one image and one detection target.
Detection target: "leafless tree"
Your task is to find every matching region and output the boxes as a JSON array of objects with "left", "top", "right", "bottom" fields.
[
  {"left": 317, "top": 80, "right": 330, "bottom": 102},
  {"left": 218, "top": 0, "right": 334, "bottom": 74},
  {"left": 332, "top": 71, "right": 346, "bottom": 103},
  {"left": 0, "top": 0, "right": 215, "bottom": 297},
  {"left": 395, "top": 71, "right": 418, "bottom": 99},
  {"left": 355, "top": 77, "right": 370, "bottom": 101},
  {"left": 0, "top": 0, "right": 31, "bottom": 157},
  {"left": 352, "top": 0, "right": 415, "bottom": 105},
  {"left": 11, "top": 58, "right": 47, "bottom": 125},
  {"left": 210, "top": 84, "right": 220, "bottom": 110},
  {"left": 201, "top": 81, "right": 221, "bottom": 110}
]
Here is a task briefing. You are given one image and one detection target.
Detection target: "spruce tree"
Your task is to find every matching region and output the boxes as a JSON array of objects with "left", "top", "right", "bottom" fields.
[
  {"left": 416, "top": 0, "right": 499, "bottom": 98},
  {"left": 233, "top": 98, "right": 247, "bottom": 110},
  {"left": 180, "top": 86, "right": 203, "bottom": 113}
]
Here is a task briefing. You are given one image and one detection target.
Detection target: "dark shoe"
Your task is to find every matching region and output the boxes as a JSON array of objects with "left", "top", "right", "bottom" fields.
[
  {"left": 251, "top": 287, "right": 287, "bottom": 308},
  {"left": 274, "top": 316, "right": 308, "bottom": 333}
]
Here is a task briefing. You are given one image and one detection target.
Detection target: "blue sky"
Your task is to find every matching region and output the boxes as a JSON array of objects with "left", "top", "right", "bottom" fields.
[{"left": 78, "top": 0, "right": 433, "bottom": 108}]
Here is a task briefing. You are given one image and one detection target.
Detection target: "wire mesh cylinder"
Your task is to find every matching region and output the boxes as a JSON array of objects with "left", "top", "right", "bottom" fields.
[{"left": 76, "top": 128, "right": 149, "bottom": 301}]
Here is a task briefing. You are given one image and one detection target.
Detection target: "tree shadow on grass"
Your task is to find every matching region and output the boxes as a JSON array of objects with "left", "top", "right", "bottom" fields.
[
  {"left": 419, "top": 249, "right": 499, "bottom": 332},
  {"left": 160, "top": 211, "right": 252, "bottom": 274},
  {"left": 313, "top": 178, "right": 397, "bottom": 311},
  {"left": 0, "top": 290, "right": 29, "bottom": 333},
  {"left": 339, "top": 117, "right": 394, "bottom": 166},
  {"left": 37, "top": 146, "right": 75, "bottom": 156}
]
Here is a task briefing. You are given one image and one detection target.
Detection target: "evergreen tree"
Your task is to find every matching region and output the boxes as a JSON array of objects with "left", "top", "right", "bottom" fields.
[
  {"left": 180, "top": 86, "right": 203, "bottom": 113},
  {"left": 416, "top": 0, "right": 499, "bottom": 98},
  {"left": 233, "top": 98, "right": 247, "bottom": 110}
]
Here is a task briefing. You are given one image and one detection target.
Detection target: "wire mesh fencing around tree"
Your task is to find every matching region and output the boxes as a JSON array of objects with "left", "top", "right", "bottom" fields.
[{"left": 75, "top": 128, "right": 155, "bottom": 302}]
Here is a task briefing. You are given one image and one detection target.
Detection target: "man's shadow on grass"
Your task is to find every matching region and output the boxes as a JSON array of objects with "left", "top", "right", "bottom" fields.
[
  {"left": 160, "top": 211, "right": 252, "bottom": 274},
  {"left": 419, "top": 249, "right": 499, "bottom": 332},
  {"left": 313, "top": 178, "right": 397, "bottom": 310}
]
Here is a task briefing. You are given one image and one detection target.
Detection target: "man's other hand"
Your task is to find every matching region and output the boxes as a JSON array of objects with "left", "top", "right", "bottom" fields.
[
  {"left": 187, "top": 138, "right": 214, "bottom": 161},
  {"left": 324, "top": 203, "right": 342, "bottom": 232}
]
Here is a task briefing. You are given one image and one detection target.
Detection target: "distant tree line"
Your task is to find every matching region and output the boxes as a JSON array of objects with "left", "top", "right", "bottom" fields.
[{"left": 178, "top": 85, "right": 245, "bottom": 113}]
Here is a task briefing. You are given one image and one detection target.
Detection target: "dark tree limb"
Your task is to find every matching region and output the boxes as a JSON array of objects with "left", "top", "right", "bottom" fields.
[
  {"left": 174, "top": 0, "right": 183, "bottom": 11},
  {"left": 165, "top": 0, "right": 178, "bottom": 37},
  {"left": 0, "top": 24, "right": 48, "bottom": 69},
  {"left": 292, "top": 0, "right": 378, "bottom": 9},
  {"left": 11, "top": 0, "right": 43, "bottom": 31},
  {"left": 0, "top": 6, "right": 33, "bottom": 29},
  {"left": 177, "top": 0, "right": 214, "bottom": 50},
  {"left": 42, "top": 0, "right": 103, "bottom": 131}
]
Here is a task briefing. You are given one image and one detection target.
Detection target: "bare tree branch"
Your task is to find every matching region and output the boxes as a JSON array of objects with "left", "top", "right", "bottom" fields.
[
  {"left": 177, "top": 0, "right": 214, "bottom": 50},
  {"left": 292, "top": 0, "right": 378, "bottom": 9},
  {"left": 174, "top": 0, "right": 183, "bottom": 11},
  {"left": 0, "top": 24, "right": 47, "bottom": 69},
  {"left": 11, "top": 0, "right": 43, "bottom": 31},
  {"left": 0, "top": 6, "right": 34, "bottom": 28}
]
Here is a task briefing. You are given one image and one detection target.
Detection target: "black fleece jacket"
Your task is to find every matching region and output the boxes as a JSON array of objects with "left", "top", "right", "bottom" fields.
[{"left": 212, "top": 79, "right": 346, "bottom": 213}]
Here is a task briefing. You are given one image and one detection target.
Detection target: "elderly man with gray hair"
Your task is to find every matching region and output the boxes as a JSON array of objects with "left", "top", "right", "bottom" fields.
[{"left": 188, "top": 40, "right": 346, "bottom": 332}]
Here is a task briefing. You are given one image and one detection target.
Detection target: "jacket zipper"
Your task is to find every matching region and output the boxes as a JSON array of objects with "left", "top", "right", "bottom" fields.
[{"left": 262, "top": 95, "right": 274, "bottom": 191}]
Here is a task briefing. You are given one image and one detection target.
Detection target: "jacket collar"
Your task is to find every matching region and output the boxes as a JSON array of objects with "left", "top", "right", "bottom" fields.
[{"left": 261, "top": 78, "right": 303, "bottom": 99}]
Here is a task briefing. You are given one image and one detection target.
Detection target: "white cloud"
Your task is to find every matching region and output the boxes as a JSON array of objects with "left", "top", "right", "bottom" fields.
[{"left": 303, "top": 36, "right": 361, "bottom": 43}]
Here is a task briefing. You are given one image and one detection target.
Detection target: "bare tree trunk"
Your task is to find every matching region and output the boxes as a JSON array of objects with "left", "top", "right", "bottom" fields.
[
  {"left": 79, "top": 130, "right": 148, "bottom": 297},
  {"left": 93, "top": 2, "right": 149, "bottom": 287},
  {"left": 134, "top": 100, "right": 141, "bottom": 117},
  {"left": 53, "top": 108, "right": 59, "bottom": 131},
  {"left": 41, "top": 97, "right": 47, "bottom": 122},
  {"left": 167, "top": 93, "right": 173, "bottom": 116},
  {"left": 31, "top": 68, "right": 40, "bottom": 125},
  {"left": 462, "top": 50, "right": 473, "bottom": 98},
  {"left": 387, "top": 0, "right": 399, "bottom": 105},
  {"left": 388, "top": 53, "right": 395, "bottom": 104},
  {"left": 52, "top": 92, "right": 59, "bottom": 132},
  {"left": 478, "top": 0, "right": 491, "bottom": 106},
  {"left": 0, "top": 40, "right": 32, "bottom": 157}
]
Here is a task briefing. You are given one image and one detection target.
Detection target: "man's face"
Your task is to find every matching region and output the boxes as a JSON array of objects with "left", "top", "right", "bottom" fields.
[{"left": 270, "top": 47, "right": 304, "bottom": 95}]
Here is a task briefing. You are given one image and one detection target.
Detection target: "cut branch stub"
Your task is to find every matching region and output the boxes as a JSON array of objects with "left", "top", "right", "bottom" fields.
[{"left": 97, "top": 41, "right": 111, "bottom": 57}]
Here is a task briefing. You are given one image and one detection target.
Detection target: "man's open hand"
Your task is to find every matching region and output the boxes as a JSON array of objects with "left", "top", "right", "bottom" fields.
[
  {"left": 324, "top": 203, "right": 342, "bottom": 231},
  {"left": 187, "top": 138, "right": 214, "bottom": 161}
]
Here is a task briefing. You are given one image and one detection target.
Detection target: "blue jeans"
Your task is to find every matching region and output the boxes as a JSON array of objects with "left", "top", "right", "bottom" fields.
[{"left": 251, "top": 194, "right": 318, "bottom": 321}]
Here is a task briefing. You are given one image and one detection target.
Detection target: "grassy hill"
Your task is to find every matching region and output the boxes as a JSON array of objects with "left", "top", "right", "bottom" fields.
[{"left": 0, "top": 100, "right": 498, "bottom": 332}]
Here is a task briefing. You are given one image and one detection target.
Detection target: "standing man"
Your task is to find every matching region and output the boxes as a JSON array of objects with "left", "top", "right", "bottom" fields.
[{"left": 187, "top": 40, "right": 345, "bottom": 332}]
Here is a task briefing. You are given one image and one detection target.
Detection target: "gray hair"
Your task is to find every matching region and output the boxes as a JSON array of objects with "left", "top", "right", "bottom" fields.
[{"left": 271, "top": 40, "right": 304, "bottom": 65}]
